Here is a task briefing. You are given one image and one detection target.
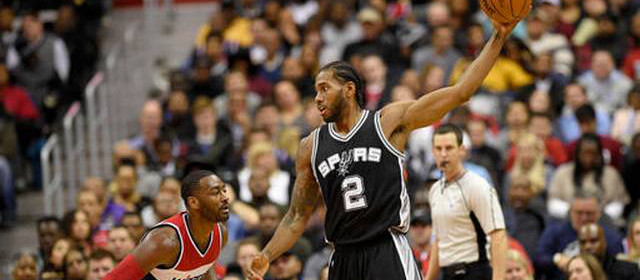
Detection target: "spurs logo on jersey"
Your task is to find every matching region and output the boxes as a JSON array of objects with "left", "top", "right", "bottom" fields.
[
  {"left": 318, "top": 147, "right": 381, "bottom": 178},
  {"left": 311, "top": 110, "right": 411, "bottom": 245}
]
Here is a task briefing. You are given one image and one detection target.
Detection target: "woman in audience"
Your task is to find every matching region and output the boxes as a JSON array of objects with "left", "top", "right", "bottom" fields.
[
  {"left": 63, "top": 209, "right": 93, "bottom": 256},
  {"left": 238, "top": 141, "right": 292, "bottom": 206},
  {"left": 507, "top": 133, "right": 551, "bottom": 196},
  {"left": 47, "top": 237, "right": 74, "bottom": 273},
  {"left": 505, "top": 249, "right": 534, "bottom": 280},
  {"left": 567, "top": 254, "right": 608, "bottom": 280},
  {"left": 548, "top": 134, "right": 629, "bottom": 221},
  {"left": 622, "top": 216, "right": 640, "bottom": 265},
  {"left": 63, "top": 248, "right": 88, "bottom": 280},
  {"left": 611, "top": 84, "right": 640, "bottom": 146}
]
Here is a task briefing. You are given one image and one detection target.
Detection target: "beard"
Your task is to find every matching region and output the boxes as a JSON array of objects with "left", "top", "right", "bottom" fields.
[{"left": 323, "top": 91, "right": 347, "bottom": 123}]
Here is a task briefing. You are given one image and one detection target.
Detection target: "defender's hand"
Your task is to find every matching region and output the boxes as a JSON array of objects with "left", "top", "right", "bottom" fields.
[{"left": 246, "top": 252, "right": 269, "bottom": 280}]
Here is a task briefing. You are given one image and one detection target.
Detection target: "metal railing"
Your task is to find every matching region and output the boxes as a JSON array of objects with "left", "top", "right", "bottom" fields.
[
  {"left": 63, "top": 102, "right": 86, "bottom": 206},
  {"left": 41, "top": 135, "right": 64, "bottom": 217},
  {"left": 40, "top": 19, "right": 144, "bottom": 216}
]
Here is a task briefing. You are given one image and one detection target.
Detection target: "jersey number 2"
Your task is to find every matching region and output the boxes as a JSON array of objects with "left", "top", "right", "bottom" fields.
[{"left": 342, "top": 175, "right": 367, "bottom": 211}]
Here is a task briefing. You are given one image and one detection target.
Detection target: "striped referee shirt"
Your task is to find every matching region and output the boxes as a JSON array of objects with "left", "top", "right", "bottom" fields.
[{"left": 429, "top": 171, "right": 505, "bottom": 267}]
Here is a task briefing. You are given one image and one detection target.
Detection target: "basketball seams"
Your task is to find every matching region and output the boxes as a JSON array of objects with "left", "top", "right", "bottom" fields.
[
  {"left": 507, "top": 0, "right": 514, "bottom": 17},
  {"left": 516, "top": 0, "right": 529, "bottom": 18},
  {"left": 485, "top": 0, "right": 510, "bottom": 22}
]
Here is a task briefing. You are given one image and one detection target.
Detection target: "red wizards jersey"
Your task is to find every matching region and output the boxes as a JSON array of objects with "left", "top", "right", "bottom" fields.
[{"left": 144, "top": 212, "right": 224, "bottom": 280}]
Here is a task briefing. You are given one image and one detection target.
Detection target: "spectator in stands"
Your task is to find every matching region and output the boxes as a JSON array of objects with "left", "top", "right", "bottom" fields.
[
  {"left": 528, "top": 90, "right": 553, "bottom": 116},
  {"left": 7, "top": 11, "right": 69, "bottom": 109},
  {"left": 623, "top": 133, "right": 640, "bottom": 210},
  {"left": 238, "top": 141, "right": 291, "bottom": 206},
  {"left": 524, "top": 9, "right": 574, "bottom": 77},
  {"left": 622, "top": 217, "right": 640, "bottom": 265},
  {"left": 75, "top": 189, "right": 117, "bottom": 248},
  {"left": 230, "top": 239, "right": 261, "bottom": 280},
  {"left": 215, "top": 71, "right": 261, "bottom": 117},
  {"left": 408, "top": 212, "right": 432, "bottom": 278},
  {"left": 504, "top": 176, "right": 547, "bottom": 263},
  {"left": 280, "top": 56, "right": 314, "bottom": 99},
  {"left": 11, "top": 251, "right": 38, "bottom": 280},
  {"left": 0, "top": 63, "right": 39, "bottom": 121},
  {"left": 256, "top": 28, "right": 287, "bottom": 85},
  {"left": 412, "top": 25, "right": 461, "bottom": 83},
  {"left": 80, "top": 177, "right": 127, "bottom": 233},
  {"left": 37, "top": 216, "right": 62, "bottom": 266},
  {"left": 537, "top": 191, "right": 623, "bottom": 280},
  {"left": 318, "top": 1, "right": 361, "bottom": 66},
  {"left": 497, "top": 101, "right": 530, "bottom": 156},
  {"left": 128, "top": 99, "right": 164, "bottom": 167},
  {"left": 568, "top": 104, "right": 623, "bottom": 169},
  {"left": 466, "top": 118, "right": 502, "bottom": 188},
  {"left": 188, "top": 56, "right": 223, "bottom": 101},
  {"left": 584, "top": 13, "right": 628, "bottom": 66},
  {"left": 86, "top": 249, "right": 116, "bottom": 280},
  {"left": 141, "top": 189, "right": 181, "bottom": 227},
  {"left": 246, "top": 202, "right": 312, "bottom": 261},
  {"left": 518, "top": 52, "right": 568, "bottom": 116},
  {"left": 62, "top": 248, "right": 87, "bottom": 280},
  {"left": 528, "top": 112, "right": 568, "bottom": 167},
  {"left": 550, "top": 133, "right": 628, "bottom": 221},
  {"left": 360, "top": 54, "right": 398, "bottom": 111},
  {"left": 152, "top": 135, "right": 183, "bottom": 178},
  {"left": 505, "top": 249, "right": 534, "bottom": 280},
  {"left": 0, "top": 108, "right": 17, "bottom": 225},
  {"left": 342, "top": 7, "right": 400, "bottom": 69},
  {"left": 623, "top": 10, "right": 640, "bottom": 81},
  {"left": 47, "top": 237, "right": 72, "bottom": 273},
  {"left": 274, "top": 80, "right": 308, "bottom": 135},
  {"left": 268, "top": 250, "right": 304, "bottom": 280},
  {"left": 556, "top": 83, "right": 611, "bottom": 143},
  {"left": 184, "top": 96, "right": 233, "bottom": 172},
  {"left": 62, "top": 209, "right": 92, "bottom": 256},
  {"left": 163, "top": 89, "right": 193, "bottom": 141},
  {"left": 246, "top": 167, "right": 276, "bottom": 210},
  {"left": 566, "top": 254, "right": 608, "bottom": 280},
  {"left": 106, "top": 226, "right": 136, "bottom": 262},
  {"left": 120, "top": 211, "right": 145, "bottom": 244},
  {"left": 578, "top": 223, "right": 640, "bottom": 280},
  {"left": 578, "top": 50, "right": 633, "bottom": 114},
  {"left": 110, "top": 163, "right": 145, "bottom": 212},
  {"left": 253, "top": 102, "right": 283, "bottom": 143},
  {"left": 611, "top": 84, "right": 640, "bottom": 146}
]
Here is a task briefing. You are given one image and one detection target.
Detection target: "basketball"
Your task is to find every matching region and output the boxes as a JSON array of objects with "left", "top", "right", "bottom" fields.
[{"left": 479, "top": 0, "right": 532, "bottom": 23}]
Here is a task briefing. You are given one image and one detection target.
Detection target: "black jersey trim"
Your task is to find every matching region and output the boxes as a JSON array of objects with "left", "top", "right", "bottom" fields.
[
  {"left": 328, "top": 110, "right": 369, "bottom": 142},
  {"left": 183, "top": 213, "right": 213, "bottom": 257},
  {"left": 373, "top": 111, "right": 405, "bottom": 159}
]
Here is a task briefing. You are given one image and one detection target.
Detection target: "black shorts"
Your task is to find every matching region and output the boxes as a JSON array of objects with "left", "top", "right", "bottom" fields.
[{"left": 329, "top": 231, "right": 422, "bottom": 280}]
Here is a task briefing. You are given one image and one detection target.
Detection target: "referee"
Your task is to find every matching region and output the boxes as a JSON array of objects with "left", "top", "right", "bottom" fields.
[{"left": 425, "top": 124, "right": 507, "bottom": 280}]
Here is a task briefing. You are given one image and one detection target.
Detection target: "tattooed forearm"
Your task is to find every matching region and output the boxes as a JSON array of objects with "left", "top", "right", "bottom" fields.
[{"left": 284, "top": 172, "right": 320, "bottom": 227}]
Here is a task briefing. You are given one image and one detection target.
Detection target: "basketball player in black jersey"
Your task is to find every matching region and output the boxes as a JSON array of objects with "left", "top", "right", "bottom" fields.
[{"left": 247, "top": 17, "right": 524, "bottom": 280}]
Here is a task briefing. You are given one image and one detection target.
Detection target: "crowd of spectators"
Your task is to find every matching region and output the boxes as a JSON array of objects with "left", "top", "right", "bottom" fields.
[
  {"left": 9, "top": 0, "right": 640, "bottom": 279},
  {"left": 0, "top": 0, "right": 105, "bottom": 228}
]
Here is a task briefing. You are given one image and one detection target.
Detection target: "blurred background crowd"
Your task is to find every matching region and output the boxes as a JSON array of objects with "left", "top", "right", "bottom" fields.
[{"left": 4, "top": 0, "right": 640, "bottom": 279}]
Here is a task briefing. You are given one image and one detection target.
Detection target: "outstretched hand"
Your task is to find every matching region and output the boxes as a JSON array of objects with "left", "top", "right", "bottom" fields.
[
  {"left": 491, "top": 4, "right": 532, "bottom": 38},
  {"left": 246, "top": 252, "right": 270, "bottom": 280}
]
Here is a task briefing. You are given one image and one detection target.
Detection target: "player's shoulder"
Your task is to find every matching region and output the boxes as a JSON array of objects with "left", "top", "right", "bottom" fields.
[{"left": 142, "top": 225, "right": 181, "bottom": 253}]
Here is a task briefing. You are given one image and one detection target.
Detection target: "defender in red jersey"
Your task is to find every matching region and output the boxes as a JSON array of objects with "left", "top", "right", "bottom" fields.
[{"left": 103, "top": 170, "right": 229, "bottom": 280}]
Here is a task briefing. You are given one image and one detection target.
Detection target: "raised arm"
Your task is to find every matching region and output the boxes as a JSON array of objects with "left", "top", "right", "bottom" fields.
[
  {"left": 396, "top": 20, "right": 522, "bottom": 132},
  {"left": 247, "top": 135, "right": 322, "bottom": 280},
  {"left": 103, "top": 227, "right": 180, "bottom": 280}
]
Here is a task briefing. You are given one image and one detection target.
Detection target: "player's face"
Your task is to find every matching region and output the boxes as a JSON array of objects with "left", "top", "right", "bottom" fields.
[
  {"left": 315, "top": 70, "right": 348, "bottom": 123},
  {"left": 432, "top": 133, "right": 464, "bottom": 172},
  {"left": 196, "top": 175, "right": 230, "bottom": 222}
]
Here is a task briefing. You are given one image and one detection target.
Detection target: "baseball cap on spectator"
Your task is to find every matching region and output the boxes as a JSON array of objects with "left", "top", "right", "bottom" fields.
[{"left": 357, "top": 8, "right": 383, "bottom": 23}]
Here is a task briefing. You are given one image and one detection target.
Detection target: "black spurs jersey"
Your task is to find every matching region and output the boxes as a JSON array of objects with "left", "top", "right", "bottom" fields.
[{"left": 311, "top": 110, "right": 410, "bottom": 245}]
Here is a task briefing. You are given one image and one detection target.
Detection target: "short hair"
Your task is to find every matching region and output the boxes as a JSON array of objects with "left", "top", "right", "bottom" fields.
[
  {"left": 181, "top": 170, "right": 215, "bottom": 203},
  {"left": 88, "top": 249, "right": 116, "bottom": 263},
  {"left": 530, "top": 112, "right": 552, "bottom": 122},
  {"left": 433, "top": 123, "right": 464, "bottom": 146},
  {"left": 37, "top": 216, "right": 61, "bottom": 230},
  {"left": 122, "top": 210, "right": 142, "bottom": 220},
  {"left": 575, "top": 104, "right": 596, "bottom": 123},
  {"left": 572, "top": 188, "right": 602, "bottom": 205},
  {"left": 318, "top": 61, "right": 365, "bottom": 108},
  {"left": 109, "top": 226, "right": 134, "bottom": 241},
  {"left": 192, "top": 96, "right": 214, "bottom": 116}
]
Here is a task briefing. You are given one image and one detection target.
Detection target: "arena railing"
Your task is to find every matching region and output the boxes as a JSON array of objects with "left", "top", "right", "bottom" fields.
[{"left": 40, "top": 19, "right": 142, "bottom": 216}]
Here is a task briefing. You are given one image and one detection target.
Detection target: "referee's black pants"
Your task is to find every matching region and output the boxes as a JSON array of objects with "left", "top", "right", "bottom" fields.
[{"left": 441, "top": 260, "right": 492, "bottom": 280}]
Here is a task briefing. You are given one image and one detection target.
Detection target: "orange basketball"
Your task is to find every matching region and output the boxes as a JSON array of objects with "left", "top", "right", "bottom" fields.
[{"left": 479, "top": 0, "right": 532, "bottom": 23}]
